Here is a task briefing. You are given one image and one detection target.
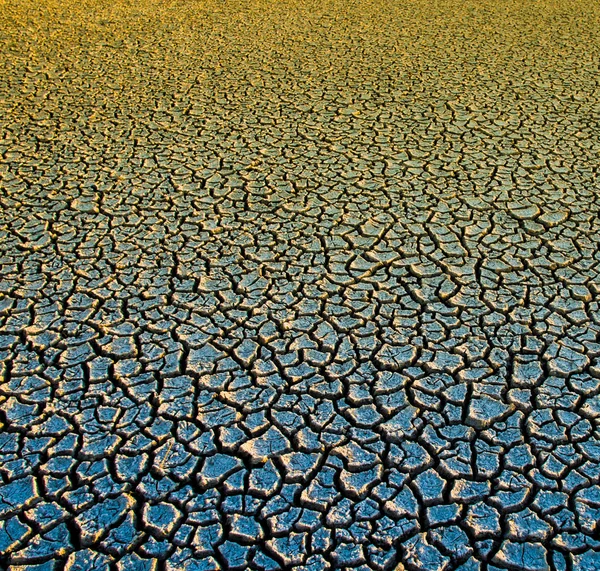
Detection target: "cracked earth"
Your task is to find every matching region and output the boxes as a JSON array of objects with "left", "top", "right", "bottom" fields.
[{"left": 1, "top": 0, "right": 600, "bottom": 569}]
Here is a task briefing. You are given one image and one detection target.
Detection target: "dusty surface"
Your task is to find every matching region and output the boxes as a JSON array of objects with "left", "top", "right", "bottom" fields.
[{"left": 1, "top": 0, "right": 600, "bottom": 569}]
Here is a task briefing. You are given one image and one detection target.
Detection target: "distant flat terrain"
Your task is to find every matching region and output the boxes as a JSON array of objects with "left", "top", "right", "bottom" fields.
[{"left": 1, "top": 0, "right": 600, "bottom": 569}]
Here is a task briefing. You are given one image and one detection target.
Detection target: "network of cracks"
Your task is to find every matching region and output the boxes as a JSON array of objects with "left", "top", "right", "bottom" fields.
[{"left": 1, "top": 0, "right": 600, "bottom": 570}]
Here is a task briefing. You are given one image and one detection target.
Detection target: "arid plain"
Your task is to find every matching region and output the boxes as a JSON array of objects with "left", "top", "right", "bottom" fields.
[{"left": 1, "top": 0, "right": 600, "bottom": 569}]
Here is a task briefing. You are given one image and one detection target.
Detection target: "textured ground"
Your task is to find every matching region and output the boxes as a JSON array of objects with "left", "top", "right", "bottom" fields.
[{"left": 1, "top": 0, "right": 600, "bottom": 569}]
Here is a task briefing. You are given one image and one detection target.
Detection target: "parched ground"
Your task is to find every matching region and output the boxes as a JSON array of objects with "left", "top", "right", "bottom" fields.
[{"left": 1, "top": 0, "right": 600, "bottom": 569}]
